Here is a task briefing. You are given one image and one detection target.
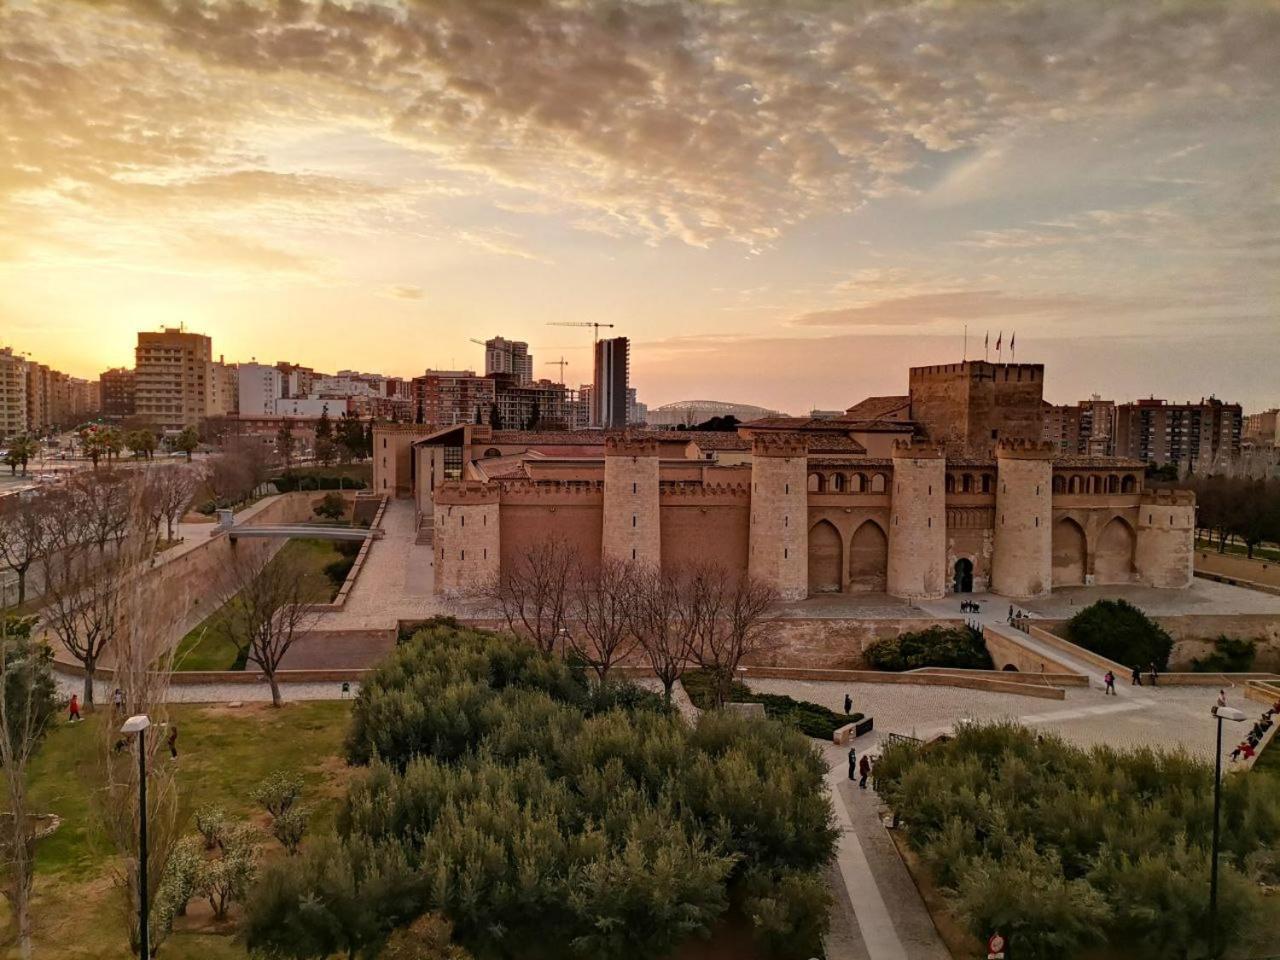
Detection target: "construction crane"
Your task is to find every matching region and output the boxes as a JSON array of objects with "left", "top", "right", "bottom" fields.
[
  {"left": 546, "top": 321, "right": 615, "bottom": 342},
  {"left": 546, "top": 357, "right": 569, "bottom": 383}
]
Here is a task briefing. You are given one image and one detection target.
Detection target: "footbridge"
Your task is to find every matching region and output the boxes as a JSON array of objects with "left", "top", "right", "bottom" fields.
[{"left": 225, "top": 523, "right": 384, "bottom": 542}]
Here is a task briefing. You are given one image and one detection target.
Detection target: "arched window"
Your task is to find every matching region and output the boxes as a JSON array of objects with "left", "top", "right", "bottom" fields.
[
  {"left": 833, "top": 473, "right": 845, "bottom": 492},
  {"left": 1052, "top": 475, "right": 1066, "bottom": 494},
  {"left": 961, "top": 473, "right": 973, "bottom": 493},
  {"left": 1107, "top": 475, "right": 1120, "bottom": 494},
  {"left": 870, "top": 473, "right": 887, "bottom": 494},
  {"left": 852, "top": 473, "right": 866, "bottom": 493},
  {"left": 807, "top": 472, "right": 823, "bottom": 493},
  {"left": 1121, "top": 474, "right": 1137, "bottom": 493},
  {"left": 945, "top": 474, "right": 956, "bottom": 494},
  {"left": 981, "top": 474, "right": 992, "bottom": 494},
  {"left": 1068, "top": 475, "right": 1081, "bottom": 494}
]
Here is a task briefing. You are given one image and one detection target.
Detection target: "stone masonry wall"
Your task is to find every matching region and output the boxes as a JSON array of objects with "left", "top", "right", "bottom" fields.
[
  {"left": 992, "top": 443, "right": 1054, "bottom": 597},
  {"left": 887, "top": 446, "right": 946, "bottom": 598},
  {"left": 748, "top": 450, "right": 809, "bottom": 600},
  {"left": 603, "top": 449, "right": 660, "bottom": 566}
]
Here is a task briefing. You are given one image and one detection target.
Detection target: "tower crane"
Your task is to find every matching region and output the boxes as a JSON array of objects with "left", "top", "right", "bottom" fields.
[
  {"left": 546, "top": 321, "right": 616, "bottom": 342},
  {"left": 546, "top": 357, "right": 569, "bottom": 383}
]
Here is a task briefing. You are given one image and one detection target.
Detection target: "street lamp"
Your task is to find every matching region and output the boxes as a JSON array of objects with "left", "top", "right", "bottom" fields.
[
  {"left": 1209, "top": 704, "right": 1246, "bottom": 958},
  {"left": 120, "top": 714, "right": 151, "bottom": 960}
]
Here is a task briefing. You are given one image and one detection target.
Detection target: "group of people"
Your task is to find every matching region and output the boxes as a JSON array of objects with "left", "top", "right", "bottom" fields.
[
  {"left": 1229, "top": 697, "right": 1278, "bottom": 762},
  {"left": 66, "top": 688, "right": 180, "bottom": 760},
  {"left": 959, "top": 599, "right": 982, "bottom": 614},
  {"left": 1130, "top": 663, "right": 1160, "bottom": 687},
  {"left": 847, "top": 746, "right": 877, "bottom": 789},
  {"left": 1007, "top": 605, "right": 1033, "bottom": 632}
]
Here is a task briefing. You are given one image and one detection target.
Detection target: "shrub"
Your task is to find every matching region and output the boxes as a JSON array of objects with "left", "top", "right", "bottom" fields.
[
  {"left": 312, "top": 491, "right": 347, "bottom": 521},
  {"left": 1190, "top": 635, "right": 1257, "bottom": 673},
  {"left": 323, "top": 556, "right": 355, "bottom": 587},
  {"left": 194, "top": 805, "right": 226, "bottom": 850},
  {"left": 197, "top": 824, "right": 259, "bottom": 921},
  {"left": 864, "top": 625, "right": 994, "bottom": 672},
  {"left": 382, "top": 913, "right": 475, "bottom": 960},
  {"left": 251, "top": 770, "right": 303, "bottom": 818},
  {"left": 680, "top": 669, "right": 858, "bottom": 739},
  {"left": 1064, "top": 599, "right": 1173, "bottom": 670},
  {"left": 874, "top": 721, "right": 1280, "bottom": 959},
  {"left": 271, "top": 804, "right": 309, "bottom": 855},
  {"left": 252, "top": 626, "right": 838, "bottom": 960}
]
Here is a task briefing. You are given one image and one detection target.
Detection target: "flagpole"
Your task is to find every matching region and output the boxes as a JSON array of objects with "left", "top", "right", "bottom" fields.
[{"left": 963, "top": 324, "right": 968, "bottom": 361}]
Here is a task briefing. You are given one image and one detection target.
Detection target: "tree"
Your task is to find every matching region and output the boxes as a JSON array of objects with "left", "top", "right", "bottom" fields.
[
  {"left": 471, "top": 538, "right": 575, "bottom": 654},
  {"left": 0, "top": 495, "right": 48, "bottom": 607},
  {"left": 3, "top": 438, "right": 38, "bottom": 477},
  {"left": 686, "top": 563, "right": 779, "bottom": 708},
  {"left": 174, "top": 426, "right": 199, "bottom": 462},
  {"left": 78, "top": 425, "right": 109, "bottom": 471},
  {"left": 276, "top": 419, "right": 296, "bottom": 473},
  {"left": 102, "top": 426, "right": 125, "bottom": 465},
  {"left": 216, "top": 548, "right": 318, "bottom": 707},
  {"left": 315, "top": 405, "right": 332, "bottom": 442},
  {"left": 568, "top": 557, "right": 637, "bottom": 684},
  {"left": 0, "top": 615, "right": 57, "bottom": 960},
  {"left": 196, "top": 824, "right": 258, "bottom": 921},
  {"left": 1064, "top": 599, "right": 1174, "bottom": 670},
  {"left": 626, "top": 564, "right": 696, "bottom": 702},
  {"left": 312, "top": 491, "right": 346, "bottom": 521},
  {"left": 126, "top": 429, "right": 156, "bottom": 461},
  {"left": 313, "top": 436, "right": 337, "bottom": 468},
  {"left": 146, "top": 465, "right": 196, "bottom": 542}
]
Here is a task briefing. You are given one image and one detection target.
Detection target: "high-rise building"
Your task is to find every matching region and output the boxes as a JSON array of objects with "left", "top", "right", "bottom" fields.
[
  {"left": 206, "top": 358, "right": 239, "bottom": 416},
  {"left": 592, "top": 337, "right": 629, "bottom": 429},
  {"left": 1244, "top": 409, "right": 1279, "bottom": 444},
  {"left": 1114, "top": 396, "right": 1243, "bottom": 473},
  {"left": 483, "top": 337, "right": 533, "bottom": 385},
  {"left": 0, "top": 347, "right": 28, "bottom": 438},
  {"left": 1043, "top": 395, "right": 1116, "bottom": 457},
  {"left": 411, "top": 370, "right": 496, "bottom": 426},
  {"left": 99, "top": 368, "right": 136, "bottom": 421},
  {"left": 238, "top": 362, "right": 283, "bottom": 416},
  {"left": 626, "top": 387, "right": 647, "bottom": 426},
  {"left": 134, "top": 327, "right": 213, "bottom": 432}
]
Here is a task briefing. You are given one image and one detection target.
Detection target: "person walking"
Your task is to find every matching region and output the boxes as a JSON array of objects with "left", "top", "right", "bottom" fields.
[
  {"left": 1148, "top": 662, "right": 1159, "bottom": 687},
  {"left": 1103, "top": 671, "right": 1116, "bottom": 695},
  {"left": 111, "top": 688, "right": 124, "bottom": 714},
  {"left": 858, "top": 754, "right": 871, "bottom": 789},
  {"left": 1131, "top": 665, "right": 1143, "bottom": 686},
  {"left": 844, "top": 693, "right": 852, "bottom": 716},
  {"left": 166, "top": 722, "right": 179, "bottom": 761},
  {"left": 847, "top": 746, "right": 857, "bottom": 781},
  {"left": 68, "top": 693, "right": 81, "bottom": 723}
]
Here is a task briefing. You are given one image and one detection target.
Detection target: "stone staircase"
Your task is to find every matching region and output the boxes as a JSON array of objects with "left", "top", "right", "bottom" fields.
[{"left": 415, "top": 515, "right": 434, "bottom": 546}]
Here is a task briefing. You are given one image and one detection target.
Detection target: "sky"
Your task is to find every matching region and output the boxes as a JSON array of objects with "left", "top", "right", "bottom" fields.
[{"left": 1, "top": 0, "right": 1277, "bottom": 414}]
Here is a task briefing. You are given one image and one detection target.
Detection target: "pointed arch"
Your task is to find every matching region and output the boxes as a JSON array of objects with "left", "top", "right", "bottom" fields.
[
  {"left": 1052, "top": 517, "right": 1087, "bottom": 586},
  {"left": 808, "top": 520, "right": 843, "bottom": 594},
  {"left": 848, "top": 519, "right": 888, "bottom": 592},
  {"left": 1095, "top": 516, "right": 1137, "bottom": 583}
]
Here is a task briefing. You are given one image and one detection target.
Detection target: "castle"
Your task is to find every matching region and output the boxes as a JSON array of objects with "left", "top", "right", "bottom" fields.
[{"left": 371, "top": 361, "right": 1195, "bottom": 600}]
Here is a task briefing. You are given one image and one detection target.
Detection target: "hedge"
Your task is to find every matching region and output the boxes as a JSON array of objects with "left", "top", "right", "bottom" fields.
[{"left": 681, "top": 669, "right": 860, "bottom": 739}]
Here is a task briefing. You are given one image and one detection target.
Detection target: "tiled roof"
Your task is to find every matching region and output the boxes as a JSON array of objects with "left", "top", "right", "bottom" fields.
[{"left": 842, "top": 395, "right": 910, "bottom": 419}]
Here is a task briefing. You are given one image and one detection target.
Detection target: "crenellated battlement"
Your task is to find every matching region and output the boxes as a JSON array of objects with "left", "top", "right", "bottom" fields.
[
  {"left": 605, "top": 433, "right": 660, "bottom": 457},
  {"left": 660, "top": 481, "right": 752, "bottom": 500},
  {"left": 498, "top": 479, "right": 605, "bottom": 503},
  {"left": 891, "top": 438, "right": 943, "bottom": 460},
  {"left": 752, "top": 432, "right": 808, "bottom": 458},
  {"left": 435, "top": 480, "right": 501, "bottom": 505},
  {"left": 1141, "top": 487, "right": 1196, "bottom": 506},
  {"left": 995, "top": 438, "right": 1056, "bottom": 459}
]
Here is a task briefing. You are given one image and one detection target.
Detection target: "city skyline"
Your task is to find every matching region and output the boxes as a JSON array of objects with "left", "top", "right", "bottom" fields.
[{"left": 2, "top": 0, "right": 1277, "bottom": 411}]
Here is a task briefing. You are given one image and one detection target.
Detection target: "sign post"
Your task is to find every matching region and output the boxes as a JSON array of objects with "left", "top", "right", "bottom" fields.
[{"left": 987, "top": 932, "right": 1006, "bottom": 960}]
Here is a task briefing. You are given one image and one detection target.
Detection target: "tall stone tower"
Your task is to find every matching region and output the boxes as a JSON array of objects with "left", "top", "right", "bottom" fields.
[
  {"left": 887, "top": 439, "right": 947, "bottom": 599},
  {"left": 1136, "top": 488, "right": 1195, "bottom": 588},
  {"left": 748, "top": 433, "right": 808, "bottom": 600},
  {"left": 602, "top": 435, "right": 660, "bottom": 566},
  {"left": 433, "top": 481, "right": 500, "bottom": 595},
  {"left": 991, "top": 439, "right": 1054, "bottom": 597}
]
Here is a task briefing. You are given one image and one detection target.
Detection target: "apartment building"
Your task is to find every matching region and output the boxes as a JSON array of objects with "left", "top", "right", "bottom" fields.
[
  {"left": 0, "top": 347, "right": 28, "bottom": 438},
  {"left": 1114, "top": 397, "right": 1243, "bottom": 473},
  {"left": 99, "top": 368, "right": 136, "bottom": 420},
  {"left": 134, "top": 328, "right": 213, "bottom": 432}
]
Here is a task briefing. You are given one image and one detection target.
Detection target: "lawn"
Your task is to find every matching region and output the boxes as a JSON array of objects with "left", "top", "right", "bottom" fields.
[
  {"left": 173, "top": 539, "right": 351, "bottom": 671},
  {"left": 1196, "top": 537, "right": 1280, "bottom": 563},
  {"left": 12, "top": 699, "right": 353, "bottom": 959}
]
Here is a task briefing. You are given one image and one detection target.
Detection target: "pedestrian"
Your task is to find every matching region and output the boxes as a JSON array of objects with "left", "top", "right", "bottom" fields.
[
  {"left": 844, "top": 693, "right": 852, "bottom": 716},
  {"left": 112, "top": 688, "right": 124, "bottom": 714},
  {"left": 68, "top": 693, "right": 81, "bottom": 723},
  {"left": 847, "top": 746, "right": 856, "bottom": 781},
  {"left": 1008, "top": 604, "right": 1014, "bottom": 623},
  {"left": 1148, "top": 662, "right": 1159, "bottom": 687},
  {"left": 1131, "top": 665, "right": 1143, "bottom": 686},
  {"left": 166, "top": 722, "right": 179, "bottom": 760},
  {"left": 1103, "top": 670, "right": 1116, "bottom": 695},
  {"left": 1214, "top": 690, "right": 1228, "bottom": 715},
  {"left": 858, "top": 754, "right": 871, "bottom": 789}
]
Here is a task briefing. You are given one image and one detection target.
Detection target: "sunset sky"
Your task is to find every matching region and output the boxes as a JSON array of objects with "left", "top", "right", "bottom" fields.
[{"left": 1, "top": 0, "right": 1277, "bottom": 413}]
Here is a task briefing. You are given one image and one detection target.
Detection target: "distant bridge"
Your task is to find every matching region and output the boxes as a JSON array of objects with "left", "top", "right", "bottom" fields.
[{"left": 223, "top": 523, "right": 384, "bottom": 543}]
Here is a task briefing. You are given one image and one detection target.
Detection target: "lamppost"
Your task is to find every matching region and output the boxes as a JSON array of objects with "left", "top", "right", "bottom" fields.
[
  {"left": 120, "top": 714, "right": 151, "bottom": 959},
  {"left": 1208, "top": 704, "right": 1245, "bottom": 958}
]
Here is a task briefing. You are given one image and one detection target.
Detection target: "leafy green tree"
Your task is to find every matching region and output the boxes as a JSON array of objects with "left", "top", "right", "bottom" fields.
[
  {"left": 276, "top": 419, "right": 296, "bottom": 473},
  {"left": 3, "top": 437, "right": 38, "bottom": 476},
  {"left": 1064, "top": 599, "right": 1174, "bottom": 670},
  {"left": 312, "top": 491, "right": 347, "bottom": 521},
  {"left": 126, "top": 428, "right": 156, "bottom": 460},
  {"left": 865, "top": 625, "right": 993, "bottom": 671},
  {"left": 314, "top": 436, "right": 337, "bottom": 467},
  {"left": 196, "top": 824, "right": 258, "bottom": 921},
  {"left": 315, "top": 405, "right": 332, "bottom": 441},
  {"left": 174, "top": 425, "right": 199, "bottom": 461}
]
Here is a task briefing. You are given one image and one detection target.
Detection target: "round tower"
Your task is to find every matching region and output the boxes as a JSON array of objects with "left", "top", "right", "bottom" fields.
[
  {"left": 991, "top": 439, "right": 1054, "bottom": 598},
  {"left": 887, "top": 439, "right": 947, "bottom": 599},
  {"left": 748, "top": 433, "right": 808, "bottom": 600},
  {"left": 433, "top": 481, "right": 501, "bottom": 596},
  {"left": 1136, "top": 488, "right": 1195, "bottom": 588},
  {"left": 603, "top": 435, "right": 661, "bottom": 567}
]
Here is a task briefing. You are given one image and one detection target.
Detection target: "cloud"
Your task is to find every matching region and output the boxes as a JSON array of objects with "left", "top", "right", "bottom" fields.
[
  {"left": 793, "top": 290, "right": 1101, "bottom": 327},
  {"left": 383, "top": 284, "right": 425, "bottom": 300},
  {"left": 175, "top": 231, "right": 319, "bottom": 276},
  {"left": 456, "top": 229, "right": 553, "bottom": 265}
]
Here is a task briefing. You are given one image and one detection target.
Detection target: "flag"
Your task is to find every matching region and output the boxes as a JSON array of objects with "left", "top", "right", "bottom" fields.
[
  {"left": 984, "top": 331, "right": 989, "bottom": 350},
  {"left": 1010, "top": 331, "right": 1016, "bottom": 353},
  {"left": 996, "top": 331, "right": 1002, "bottom": 351}
]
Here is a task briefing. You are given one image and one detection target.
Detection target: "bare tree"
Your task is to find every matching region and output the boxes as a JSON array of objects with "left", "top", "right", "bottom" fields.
[
  {"left": 206, "top": 452, "right": 253, "bottom": 506},
  {"left": 215, "top": 547, "right": 317, "bottom": 707},
  {"left": 0, "top": 495, "right": 49, "bottom": 607},
  {"left": 69, "top": 473, "right": 131, "bottom": 554},
  {"left": 567, "top": 557, "right": 637, "bottom": 684},
  {"left": 146, "top": 465, "right": 197, "bottom": 543},
  {"left": 626, "top": 564, "right": 696, "bottom": 703},
  {"left": 473, "top": 538, "right": 576, "bottom": 654},
  {"left": 40, "top": 544, "right": 121, "bottom": 709},
  {"left": 0, "top": 615, "right": 57, "bottom": 960},
  {"left": 687, "top": 563, "right": 780, "bottom": 708}
]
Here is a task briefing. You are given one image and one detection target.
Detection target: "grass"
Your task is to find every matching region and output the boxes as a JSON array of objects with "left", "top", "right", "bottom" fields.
[
  {"left": 1196, "top": 537, "right": 1280, "bottom": 563},
  {"left": 12, "top": 699, "right": 353, "bottom": 959},
  {"left": 173, "top": 539, "right": 350, "bottom": 672}
]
